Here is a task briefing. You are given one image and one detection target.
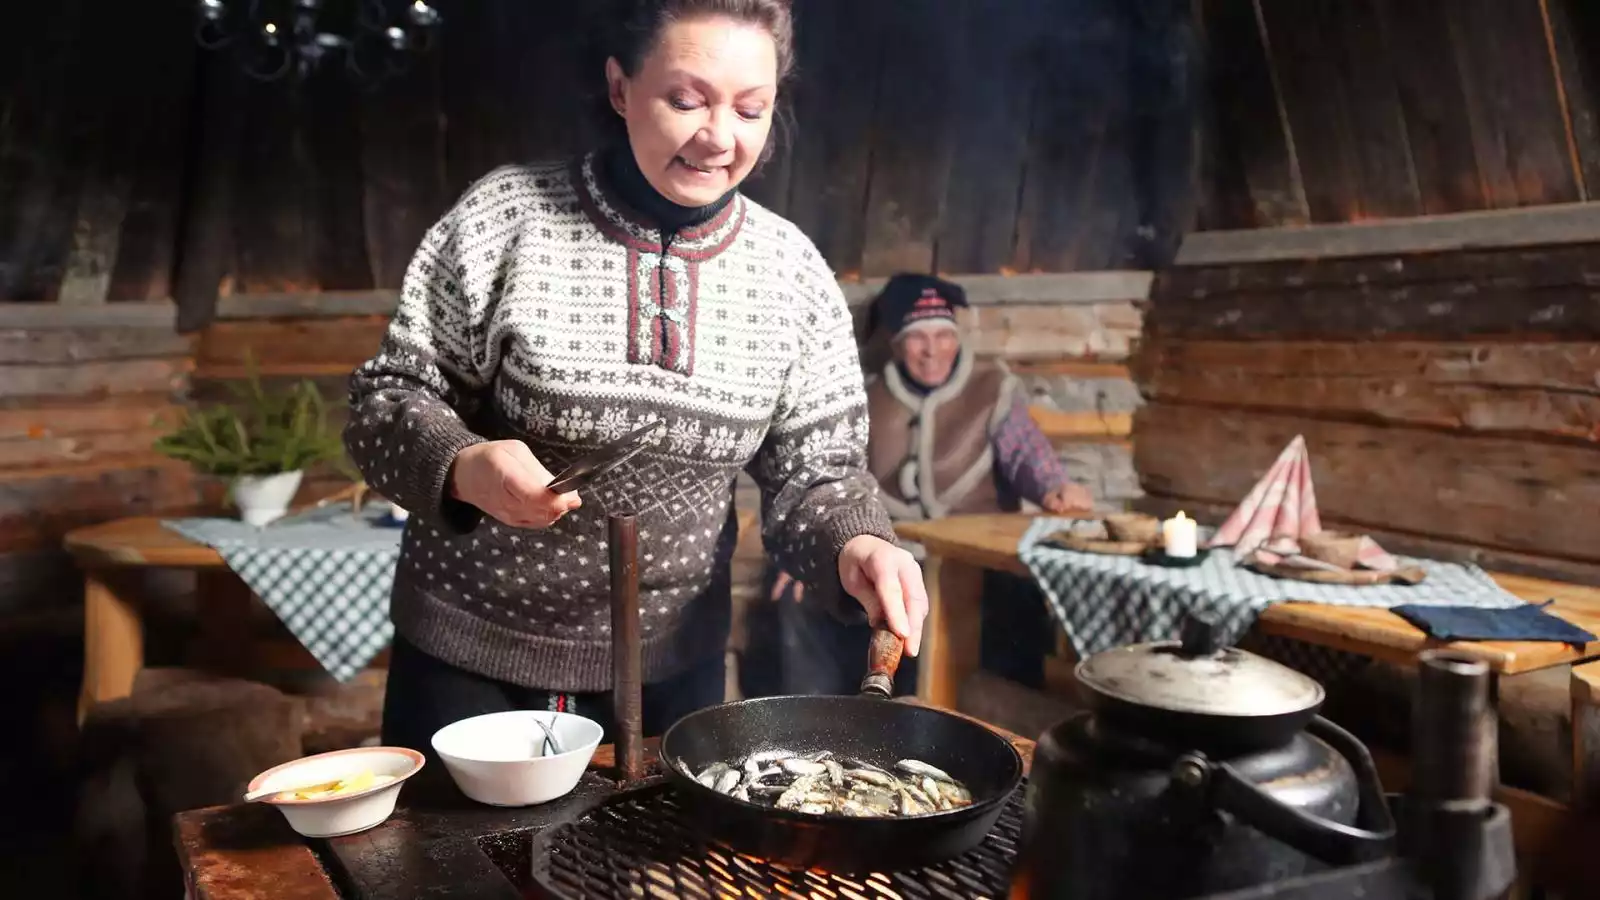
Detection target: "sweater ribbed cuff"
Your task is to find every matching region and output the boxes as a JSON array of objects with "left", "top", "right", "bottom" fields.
[{"left": 408, "top": 419, "right": 489, "bottom": 535}]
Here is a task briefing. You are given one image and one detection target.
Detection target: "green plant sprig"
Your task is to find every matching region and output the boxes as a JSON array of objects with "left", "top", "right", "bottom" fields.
[{"left": 153, "top": 354, "right": 350, "bottom": 478}]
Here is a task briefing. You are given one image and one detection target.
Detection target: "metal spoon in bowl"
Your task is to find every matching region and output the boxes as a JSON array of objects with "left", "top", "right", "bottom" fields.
[{"left": 532, "top": 715, "right": 564, "bottom": 757}]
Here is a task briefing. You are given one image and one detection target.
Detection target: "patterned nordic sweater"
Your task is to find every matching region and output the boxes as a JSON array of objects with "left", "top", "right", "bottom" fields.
[{"left": 345, "top": 154, "right": 897, "bottom": 692}]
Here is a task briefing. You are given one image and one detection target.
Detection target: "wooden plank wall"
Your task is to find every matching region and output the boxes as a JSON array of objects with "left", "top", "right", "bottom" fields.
[
  {"left": 0, "top": 0, "right": 1192, "bottom": 622},
  {"left": 0, "top": 0, "right": 1194, "bottom": 325},
  {"left": 202, "top": 271, "right": 1152, "bottom": 516},
  {"left": 0, "top": 306, "right": 198, "bottom": 620},
  {"left": 1134, "top": 207, "right": 1600, "bottom": 586},
  {"left": 1196, "top": 0, "right": 1600, "bottom": 229}
]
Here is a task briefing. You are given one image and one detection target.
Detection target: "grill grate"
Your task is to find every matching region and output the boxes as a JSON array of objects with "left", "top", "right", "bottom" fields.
[{"left": 529, "top": 782, "right": 1026, "bottom": 900}]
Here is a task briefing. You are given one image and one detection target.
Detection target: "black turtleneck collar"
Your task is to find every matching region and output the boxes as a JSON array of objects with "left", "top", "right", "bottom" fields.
[{"left": 601, "top": 143, "right": 734, "bottom": 234}]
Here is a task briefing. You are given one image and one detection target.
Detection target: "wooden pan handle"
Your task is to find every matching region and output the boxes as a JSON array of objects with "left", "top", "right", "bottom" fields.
[
  {"left": 609, "top": 513, "right": 644, "bottom": 785},
  {"left": 859, "top": 627, "right": 904, "bottom": 698}
]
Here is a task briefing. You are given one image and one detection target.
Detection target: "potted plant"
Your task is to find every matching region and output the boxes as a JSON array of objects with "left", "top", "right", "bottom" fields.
[{"left": 154, "top": 365, "right": 349, "bottom": 526}]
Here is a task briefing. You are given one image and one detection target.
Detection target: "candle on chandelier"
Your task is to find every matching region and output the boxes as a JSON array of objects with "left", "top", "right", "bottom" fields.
[{"left": 1162, "top": 511, "right": 1197, "bottom": 558}]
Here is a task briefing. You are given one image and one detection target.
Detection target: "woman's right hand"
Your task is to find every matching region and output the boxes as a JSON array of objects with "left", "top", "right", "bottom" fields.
[{"left": 448, "top": 441, "right": 582, "bottom": 528}]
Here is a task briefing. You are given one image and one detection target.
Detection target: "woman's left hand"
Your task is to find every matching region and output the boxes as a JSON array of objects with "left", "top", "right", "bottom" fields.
[
  {"left": 838, "top": 536, "right": 929, "bottom": 656},
  {"left": 1042, "top": 482, "right": 1095, "bottom": 514}
]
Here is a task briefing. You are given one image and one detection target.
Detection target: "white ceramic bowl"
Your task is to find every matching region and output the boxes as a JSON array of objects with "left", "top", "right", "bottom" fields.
[
  {"left": 247, "top": 746, "right": 425, "bottom": 838},
  {"left": 431, "top": 710, "right": 604, "bottom": 807}
]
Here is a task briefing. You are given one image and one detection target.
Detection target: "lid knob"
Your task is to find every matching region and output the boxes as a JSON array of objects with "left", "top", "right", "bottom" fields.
[{"left": 1179, "top": 613, "right": 1223, "bottom": 658}]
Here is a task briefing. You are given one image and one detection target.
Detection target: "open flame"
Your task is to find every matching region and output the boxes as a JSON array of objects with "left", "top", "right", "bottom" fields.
[{"left": 637, "top": 848, "right": 915, "bottom": 900}]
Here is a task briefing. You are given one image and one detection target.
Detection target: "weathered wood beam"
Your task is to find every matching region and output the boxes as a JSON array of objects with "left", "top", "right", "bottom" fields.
[
  {"left": 1146, "top": 279, "right": 1600, "bottom": 341},
  {"left": 1134, "top": 339, "right": 1600, "bottom": 441},
  {"left": 0, "top": 457, "right": 196, "bottom": 554},
  {"left": 197, "top": 317, "right": 389, "bottom": 370},
  {"left": 206, "top": 271, "right": 1155, "bottom": 322},
  {"left": 0, "top": 398, "right": 179, "bottom": 441},
  {"left": 0, "top": 303, "right": 179, "bottom": 330},
  {"left": 0, "top": 426, "right": 174, "bottom": 471},
  {"left": 1177, "top": 202, "right": 1600, "bottom": 265},
  {"left": 840, "top": 271, "right": 1154, "bottom": 307},
  {"left": 0, "top": 327, "right": 193, "bottom": 364},
  {"left": 214, "top": 291, "right": 401, "bottom": 321},
  {"left": 0, "top": 359, "right": 192, "bottom": 404},
  {"left": 1132, "top": 402, "right": 1600, "bottom": 566}
]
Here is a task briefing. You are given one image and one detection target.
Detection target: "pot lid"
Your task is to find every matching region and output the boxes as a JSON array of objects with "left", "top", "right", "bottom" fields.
[{"left": 1075, "top": 616, "right": 1325, "bottom": 719}]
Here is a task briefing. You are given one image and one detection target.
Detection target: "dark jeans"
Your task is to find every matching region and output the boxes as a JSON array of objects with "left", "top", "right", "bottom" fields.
[
  {"left": 739, "top": 569, "right": 1052, "bottom": 698},
  {"left": 381, "top": 634, "right": 727, "bottom": 760}
]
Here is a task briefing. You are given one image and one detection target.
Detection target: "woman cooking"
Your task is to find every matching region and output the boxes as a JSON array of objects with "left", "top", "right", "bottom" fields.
[{"left": 345, "top": 0, "right": 928, "bottom": 753}]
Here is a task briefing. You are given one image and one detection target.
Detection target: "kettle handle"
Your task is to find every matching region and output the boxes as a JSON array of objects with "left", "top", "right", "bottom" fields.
[{"left": 1178, "top": 716, "right": 1397, "bottom": 867}]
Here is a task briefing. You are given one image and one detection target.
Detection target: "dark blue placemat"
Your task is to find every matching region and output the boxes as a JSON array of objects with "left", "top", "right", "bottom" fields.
[{"left": 1391, "top": 600, "right": 1597, "bottom": 645}]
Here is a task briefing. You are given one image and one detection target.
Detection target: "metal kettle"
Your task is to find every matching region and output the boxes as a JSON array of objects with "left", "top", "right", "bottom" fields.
[{"left": 1012, "top": 617, "right": 1397, "bottom": 899}]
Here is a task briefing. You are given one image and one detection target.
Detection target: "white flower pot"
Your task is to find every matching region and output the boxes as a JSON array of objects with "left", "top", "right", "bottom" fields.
[{"left": 230, "top": 471, "right": 304, "bottom": 526}]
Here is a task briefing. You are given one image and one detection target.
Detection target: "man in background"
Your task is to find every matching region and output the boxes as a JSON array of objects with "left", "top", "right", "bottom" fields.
[{"left": 741, "top": 273, "right": 1093, "bottom": 698}]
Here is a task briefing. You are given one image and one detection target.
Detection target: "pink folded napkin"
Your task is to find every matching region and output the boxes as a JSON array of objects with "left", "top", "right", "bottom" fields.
[{"left": 1208, "top": 435, "right": 1399, "bottom": 572}]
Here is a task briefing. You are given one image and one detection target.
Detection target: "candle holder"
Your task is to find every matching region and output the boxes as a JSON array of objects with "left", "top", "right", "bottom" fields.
[{"left": 1141, "top": 545, "right": 1212, "bottom": 569}]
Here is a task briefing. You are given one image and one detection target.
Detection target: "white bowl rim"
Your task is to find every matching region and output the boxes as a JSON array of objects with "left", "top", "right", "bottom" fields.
[
  {"left": 247, "top": 746, "right": 426, "bottom": 807},
  {"left": 430, "top": 709, "right": 605, "bottom": 763}
]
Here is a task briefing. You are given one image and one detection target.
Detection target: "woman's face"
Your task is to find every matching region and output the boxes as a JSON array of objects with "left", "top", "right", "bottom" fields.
[
  {"left": 607, "top": 16, "right": 778, "bottom": 207},
  {"left": 895, "top": 327, "right": 962, "bottom": 389}
]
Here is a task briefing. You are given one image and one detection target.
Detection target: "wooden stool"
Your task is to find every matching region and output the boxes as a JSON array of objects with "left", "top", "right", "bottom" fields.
[{"left": 75, "top": 668, "right": 305, "bottom": 900}]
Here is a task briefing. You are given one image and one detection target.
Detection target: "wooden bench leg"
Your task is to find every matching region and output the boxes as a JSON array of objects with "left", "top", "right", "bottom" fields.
[
  {"left": 1570, "top": 662, "right": 1600, "bottom": 808},
  {"left": 1520, "top": 660, "right": 1600, "bottom": 896},
  {"left": 78, "top": 570, "right": 145, "bottom": 725},
  {"left": 916, "top": 556, "right": 984, "bottom": 711}
]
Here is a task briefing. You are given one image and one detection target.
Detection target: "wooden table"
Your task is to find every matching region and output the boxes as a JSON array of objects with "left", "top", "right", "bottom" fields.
[
  {"left": 64, "top": 516, "right": 343, "bottom": 722},
  {"left": 67, "top": 509, "right": 765, "bottom": 724},
  {"left": 175, "top": 702, "right": 1035, "bottom": 900},
  {"left": 899, "top": 513, "right": 1600, "bottom": 707},
  {"left": 67, "top": 517, "right": 231, "bottom": 722},
  {"left": 897, "top": 512, "right": 1600, "bottom": 891}
]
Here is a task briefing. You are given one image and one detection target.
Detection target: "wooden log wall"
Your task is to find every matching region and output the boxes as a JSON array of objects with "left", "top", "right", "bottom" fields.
[
  {"left": 1196, "top": 0, "right": 1600, "bottom": 230},
  {"left": 0, "top": 0, "right": 1194, "bottom": 326},
  {"left": 1134, "top": 206, "right": 1600, "bottom": 586},
  {"left": 0, "top": 306, "right": 198, "bottom": 621},
  {"left": 0, "top": 0, "right": 1192, "bottom": 624},
  {"left": 202, "top": 271, "right": 1151, "bottom": 517}
]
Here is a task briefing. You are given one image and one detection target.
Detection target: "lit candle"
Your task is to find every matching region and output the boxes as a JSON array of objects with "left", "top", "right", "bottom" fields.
[{"left": 1162, "top": 511, "right": 1197, "bottom": 558}]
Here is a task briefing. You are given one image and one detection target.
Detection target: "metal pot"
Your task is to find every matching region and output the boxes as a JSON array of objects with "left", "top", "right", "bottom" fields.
[{"left": 1012, "top": 616, "right": 1396, "bottom": 899}]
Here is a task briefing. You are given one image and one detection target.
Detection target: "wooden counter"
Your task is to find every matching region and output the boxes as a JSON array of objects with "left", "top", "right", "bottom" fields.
[{"left": 176, "top": 703, "right": 1034, "bottom": 900}]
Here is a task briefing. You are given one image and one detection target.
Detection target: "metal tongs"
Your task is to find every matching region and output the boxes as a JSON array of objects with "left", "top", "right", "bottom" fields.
[{"left": 544, "top": 420, "right": 665, "bottom": 494}]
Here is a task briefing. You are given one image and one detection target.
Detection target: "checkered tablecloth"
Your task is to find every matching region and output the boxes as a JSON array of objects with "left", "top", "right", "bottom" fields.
[
  {"left": 163, "top": 504, "right": 402, "bottom": 682},
  {"left": 1018, "top": 517, "right": 1527, "bottom": 662}
]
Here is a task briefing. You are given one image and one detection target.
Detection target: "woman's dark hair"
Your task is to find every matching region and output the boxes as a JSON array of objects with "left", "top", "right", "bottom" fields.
[
  {"left": 586, "top": 0, "right": 796, "bottom": 153},
  {"left": 606, "top": 0, "right": 795, "bottom": 81}
]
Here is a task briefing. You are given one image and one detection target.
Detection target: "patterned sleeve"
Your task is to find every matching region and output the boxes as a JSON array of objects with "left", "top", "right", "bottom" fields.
[
  {"left": 745, "top": 258, "right": 898, "bottom": 609},
  {"left": 992, "top": 390, "right": 1071, "bottom": 506},
  {"left": 344, "top": 178, "right": 500, "bottom": 534}
]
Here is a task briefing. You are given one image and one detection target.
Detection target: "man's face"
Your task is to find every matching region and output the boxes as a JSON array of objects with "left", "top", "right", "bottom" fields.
[{"left": 894, "top": 326, "right": 961, "bottom": 389}]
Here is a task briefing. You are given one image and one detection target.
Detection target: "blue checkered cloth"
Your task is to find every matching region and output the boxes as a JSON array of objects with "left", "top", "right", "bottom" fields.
[
  {"left": 163, "top": 503, "right": 402, "bottom": 682},
  {"left": 1018, "top": 517, "right": 1526, "bottom": 660}
]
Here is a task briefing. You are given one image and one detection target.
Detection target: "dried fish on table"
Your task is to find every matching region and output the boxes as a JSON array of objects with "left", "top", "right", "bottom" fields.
[{"left": 678, "top": 751, "right": 975, "bottom": 818}]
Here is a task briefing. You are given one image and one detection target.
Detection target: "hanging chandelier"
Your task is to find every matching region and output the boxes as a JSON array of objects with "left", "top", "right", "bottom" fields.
[{"left": 194, "top": 0, "right": 443, "bottom": 85}]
